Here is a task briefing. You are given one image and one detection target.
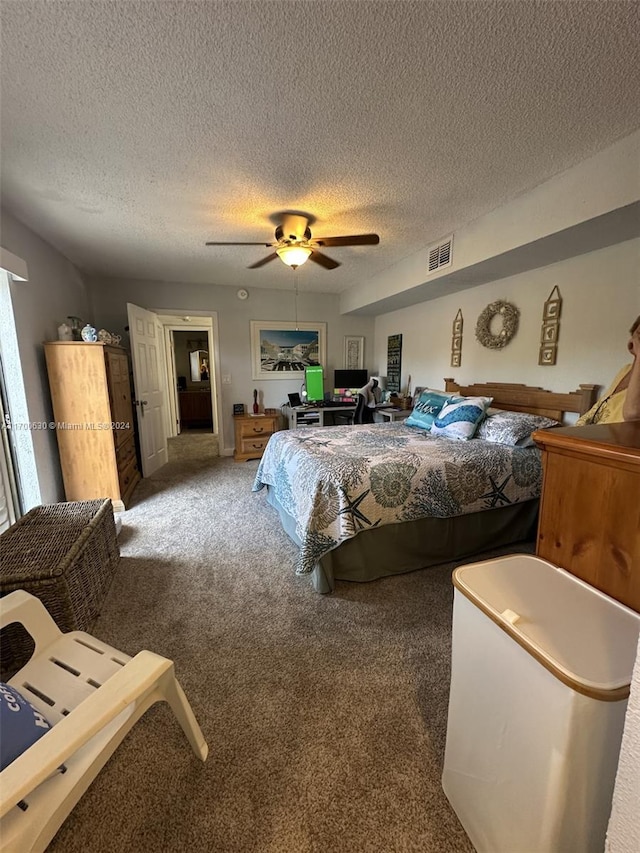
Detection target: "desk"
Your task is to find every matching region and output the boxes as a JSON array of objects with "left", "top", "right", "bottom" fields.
[
  {"left": 288, "top": 405, "right": 356, "bottom": 429},
  {"left": 375, "top": 408, "right": 411, "bottom": 423},
  {"left": 287, "top": 404, "right": 409, "bottom": 428}
]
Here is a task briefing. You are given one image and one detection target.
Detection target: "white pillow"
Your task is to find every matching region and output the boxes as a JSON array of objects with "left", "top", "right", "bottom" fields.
[{"left": 476, "top": 409, "right": 560, "bottom": 446}]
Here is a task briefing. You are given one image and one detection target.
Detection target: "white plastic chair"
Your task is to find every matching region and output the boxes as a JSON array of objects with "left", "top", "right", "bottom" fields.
[{"left": 0, "top": 590, "right": 208, "bottom": 853}]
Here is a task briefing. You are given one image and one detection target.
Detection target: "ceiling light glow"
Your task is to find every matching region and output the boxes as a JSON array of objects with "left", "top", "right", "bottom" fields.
[{"left": 276, "top": 245, "right": 312, "bottom": 269}]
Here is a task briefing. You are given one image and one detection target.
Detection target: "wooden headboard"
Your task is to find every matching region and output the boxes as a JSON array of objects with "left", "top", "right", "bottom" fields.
[{"left": 443, "top": 379, "right": 599, "bottom": 421}]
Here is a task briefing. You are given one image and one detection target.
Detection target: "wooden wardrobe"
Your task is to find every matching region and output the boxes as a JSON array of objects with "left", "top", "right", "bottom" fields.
[{"left": 44, "top": 342, "right": 141, "bottom": 511}]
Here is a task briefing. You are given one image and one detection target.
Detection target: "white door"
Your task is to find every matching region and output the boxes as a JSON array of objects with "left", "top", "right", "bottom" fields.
[{"left": 127, "top": 303, "right": 168, "bottom": 476}]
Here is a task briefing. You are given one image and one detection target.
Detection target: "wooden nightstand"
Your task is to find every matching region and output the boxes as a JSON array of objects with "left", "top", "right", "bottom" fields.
[
  {"left": 533, "top": 422, "right": 640, "bottom": 612},
  {"left": 233, "top": 413, "right": 280, "bottom": 462}
]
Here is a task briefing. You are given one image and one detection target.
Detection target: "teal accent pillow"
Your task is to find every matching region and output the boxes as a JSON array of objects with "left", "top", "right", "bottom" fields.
[
  {"left": 430, "top": 396, "right": 493, "bottom": 440},
  {"left": 0, "top": 681, "right": 53, "bottom": 770},
  {"left": 405, "top": 389, "right": 455, "bottom": 431}
]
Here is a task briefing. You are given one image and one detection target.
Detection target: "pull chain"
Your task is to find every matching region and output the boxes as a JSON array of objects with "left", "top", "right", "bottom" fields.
[{"left": 294, "top": 269, "right": 299, "bottom": 330}]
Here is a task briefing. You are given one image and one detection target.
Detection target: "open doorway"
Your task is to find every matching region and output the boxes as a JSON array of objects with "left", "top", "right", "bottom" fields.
[
  {"left": 156, "top": 313, "right": 221, "bottom": 453},
  {"left": 127, "top": 305, "right": 222, "bottom": 474},
  {"left": 171, "top": 330, "right": 214, "bottom": 433}
]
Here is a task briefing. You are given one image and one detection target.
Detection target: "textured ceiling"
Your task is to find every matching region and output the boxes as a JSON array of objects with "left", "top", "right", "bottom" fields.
[{"left": 1, "top": 0, "right": 639, "bottom": 295}]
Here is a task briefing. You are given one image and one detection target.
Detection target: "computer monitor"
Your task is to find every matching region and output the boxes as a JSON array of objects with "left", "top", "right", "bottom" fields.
[
  {"left": 304, "top": 365, "right": 324, "bottom": 402},
  {"left": 333, "top": 369, "right": 368, "bottom": 399}
]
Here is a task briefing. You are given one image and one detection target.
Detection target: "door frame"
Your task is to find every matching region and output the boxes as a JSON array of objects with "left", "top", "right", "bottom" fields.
[{"left": 154, "top": 312, "right": 222, "bottom": 451}]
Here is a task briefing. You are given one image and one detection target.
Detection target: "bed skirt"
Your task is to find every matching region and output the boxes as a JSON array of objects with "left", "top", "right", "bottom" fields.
[{"left": 265, "top": 487, "right": 539, "bottom": 593}]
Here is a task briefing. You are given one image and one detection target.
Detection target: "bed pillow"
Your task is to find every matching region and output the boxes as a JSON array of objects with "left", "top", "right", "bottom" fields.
[
  {"left": 476, "top": 409, "right": 560, "bottom": 447},
  {"left": 405, "top": 389, "right": 455, "bottom": 431},
  {"left": 0, "top": 681, "right": 54, "bottom": 770},
  {"left": 430, "top": 396, "right": 493, "bottom": 440}
]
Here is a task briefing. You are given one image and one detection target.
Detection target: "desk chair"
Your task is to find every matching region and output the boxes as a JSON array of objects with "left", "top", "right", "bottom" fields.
[
  {"left": 353, "top": 394, "right": 374, "bottom": 424},
  {"left": 0, "top": 590, "right": 208, "bottom": 853},
  {"left": 332, "top": 408, "right": 355, "bottom": 426}
]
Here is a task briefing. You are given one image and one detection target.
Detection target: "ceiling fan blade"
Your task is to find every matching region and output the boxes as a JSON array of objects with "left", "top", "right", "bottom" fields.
[
  {"left": 205, "top": 241, "right": 272, "bottom": 246},
  {"left": 248, "top": 252, "right": 279, "bottom": 269},
  {"left": 309, "top": 250, "right": 340, "bottom": 270},
  {"left": 311, "top": 233, "right": 380, "bottom": 247}
]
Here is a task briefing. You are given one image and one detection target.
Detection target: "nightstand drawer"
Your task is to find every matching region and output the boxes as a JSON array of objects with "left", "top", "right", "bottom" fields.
[
  {"left": 238, "top": 420, "right": 275, "bottom": 439},
  {"left": 239, "top": 436, "right": 271, "bottom": 455}
]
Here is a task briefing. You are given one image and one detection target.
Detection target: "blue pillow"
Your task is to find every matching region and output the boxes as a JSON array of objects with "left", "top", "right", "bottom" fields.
[
  {"left": 406, "top": 389, "right": 454, "bottom": 431},
  {"left": 0, "top": 681, "right": 54, "bottom": 770},
  {"left": 430, "top": 396, "right": 493, "bottom": 440}
]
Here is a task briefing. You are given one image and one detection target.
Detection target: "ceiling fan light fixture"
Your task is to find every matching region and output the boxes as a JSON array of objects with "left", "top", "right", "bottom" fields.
[{"left": 276, "top": 245, "right": 312, "bottom": 269}]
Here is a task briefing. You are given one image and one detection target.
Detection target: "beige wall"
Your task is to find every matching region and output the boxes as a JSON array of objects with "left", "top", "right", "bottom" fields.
[
  {"left": 0, "top": 208, "right": 90, "bottom": 506},
  {"left": 87, "top": 277, "right": 375, "bottom": 454},
  {"left": 373, "top": 238, "right": 640, "bottom": 416}
]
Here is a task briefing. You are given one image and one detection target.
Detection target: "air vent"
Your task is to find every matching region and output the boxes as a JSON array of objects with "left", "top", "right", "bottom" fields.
[{"left": 427, "top": 236, "right": 453, "bottom": 274}]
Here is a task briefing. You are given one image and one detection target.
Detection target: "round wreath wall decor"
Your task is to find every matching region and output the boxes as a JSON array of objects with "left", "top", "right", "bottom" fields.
[{"left": 475, "top": 300, "right": 520, "bottom": 349}]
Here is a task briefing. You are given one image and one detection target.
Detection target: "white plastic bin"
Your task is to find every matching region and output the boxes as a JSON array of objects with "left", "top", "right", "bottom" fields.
[{"left": 442, "top": 554, "right": 640, "bottom": 853}]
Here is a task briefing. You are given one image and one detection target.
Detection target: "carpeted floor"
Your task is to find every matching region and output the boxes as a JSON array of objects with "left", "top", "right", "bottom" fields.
[{"left": 48, "top": 454, "right": 534, "bottom": 853}]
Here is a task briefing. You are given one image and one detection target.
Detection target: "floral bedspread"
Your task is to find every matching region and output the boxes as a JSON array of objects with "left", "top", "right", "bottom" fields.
[{"left": 252, "top": 422, "right": 542, "bottom": 575}]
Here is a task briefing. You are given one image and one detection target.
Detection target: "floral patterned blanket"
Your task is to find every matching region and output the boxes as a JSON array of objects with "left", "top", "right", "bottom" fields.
[{"left": 252, "top": 422, "right": 542, "bottom": 575}]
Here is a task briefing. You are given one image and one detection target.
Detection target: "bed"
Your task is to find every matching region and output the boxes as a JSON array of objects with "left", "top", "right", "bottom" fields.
[{"left": 253, "top": 380, "right": 598, "bottom": 592}]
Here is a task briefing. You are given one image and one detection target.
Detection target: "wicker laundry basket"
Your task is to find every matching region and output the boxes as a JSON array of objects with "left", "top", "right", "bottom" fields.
[{"left": 0, "top": 499, "right": 120, "bottom": 678}]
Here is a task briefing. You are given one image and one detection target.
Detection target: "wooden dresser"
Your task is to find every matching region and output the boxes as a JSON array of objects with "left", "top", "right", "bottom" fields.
[
  {"left": 178, "top": 390, "right": 213, "bottom": 429},
  {"left": 233, "top": 413, "right": 279, "bottom": 462},
  {"left": 44, "top": 342, "right": 141, "bottom": 510},
  {"left": 533, "top": 422, "right": 640, "bottom": 612}
]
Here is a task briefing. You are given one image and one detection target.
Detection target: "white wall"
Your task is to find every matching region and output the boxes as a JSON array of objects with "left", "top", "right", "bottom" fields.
[
  {"left": 87, "top": 277, "right": 375, "bottom": 454},
  {"left": 0, "top": 209, "right": 90, "bottom": 506},
  {"left": 373, "top": 238, "right": 640, "bottom": 408}
]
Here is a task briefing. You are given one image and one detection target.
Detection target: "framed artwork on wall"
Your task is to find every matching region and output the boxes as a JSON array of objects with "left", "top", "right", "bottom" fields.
[
  {"left": 250, "top": 320, "right": 327, "bottom": 380},
  {"left": 539, "top": 343, "right": 557, "bottom": 366},
  {"left": 386, "top": 334, "right": 402, "bottom": 393},
  {"left": 539, "top": 286, "right": 562, "bottom": 366},
  {"left": 451, "top": 309, "right": 463, "bottom": 366},
  {"left": 344, "top": 335, "right": 364, "bottom": 370},
  {"left": 543, "top": 298, "right": 562, "bottom": 321}
]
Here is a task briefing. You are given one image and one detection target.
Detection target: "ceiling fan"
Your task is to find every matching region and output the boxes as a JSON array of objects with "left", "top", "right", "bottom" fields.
[{"left": 205, "top": 213, "right": 380, "bottom": 270}]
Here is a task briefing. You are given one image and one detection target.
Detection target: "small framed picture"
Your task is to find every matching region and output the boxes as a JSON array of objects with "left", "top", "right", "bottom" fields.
[
  {"left": 344, "top": 335, "right": 364, "bottom": 370},
  {"left": 543, "top": 300, "right": 562, "bottom": 321},
  {"left": 539, "top": 344, "right": 557, "bottom": 366},
  {"left": 451, "top": 351, "right": 461, "bottom": 368},
  {"left": 452, "top": 335, "right": 462, "bottom": 351},
  {"left": 541, "top": 322, "right": 559, "bottom": 343}
]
